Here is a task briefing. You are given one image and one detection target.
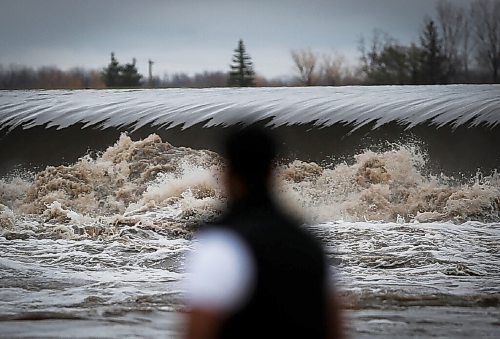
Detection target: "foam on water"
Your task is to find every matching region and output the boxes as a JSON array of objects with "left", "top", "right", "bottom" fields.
[
  {"left": 1, "top": 133, "right": 499, "bottom": 338},
  {"left": 1, "top": 133, "right": 499, "bottom": 241},
  {"left": 278, "top": 146, "right": 500, "bottom": 224}
]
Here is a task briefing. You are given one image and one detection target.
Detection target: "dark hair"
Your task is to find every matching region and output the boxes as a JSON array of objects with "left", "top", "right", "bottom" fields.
[{"left": 224, "top": 126, "right": 276, "bottom": 187}]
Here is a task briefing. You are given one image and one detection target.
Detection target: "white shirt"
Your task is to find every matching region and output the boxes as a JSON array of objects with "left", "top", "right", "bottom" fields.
[{"left": 184, "top": 228, "right": 256, "bottom": 312}]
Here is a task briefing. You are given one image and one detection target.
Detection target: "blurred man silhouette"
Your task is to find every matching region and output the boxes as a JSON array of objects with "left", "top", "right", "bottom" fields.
[{"left": 184, "top": 126, "right": 343, "bottom": 339}]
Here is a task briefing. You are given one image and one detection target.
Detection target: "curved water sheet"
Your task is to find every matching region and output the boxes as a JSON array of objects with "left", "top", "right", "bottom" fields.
[
  {"left": 0, "top": 133, "right": 499, "bottom": 338},
  {"left": 2, "top": 85, "right": 500, "bottom": 177},
  {"left": 1, "top": 85, "right": 499, "bottom": 132}
]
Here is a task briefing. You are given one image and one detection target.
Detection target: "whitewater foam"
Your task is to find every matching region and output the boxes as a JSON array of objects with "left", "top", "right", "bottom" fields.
[
  {"left": 1, "top": 133, "right": 498, "bottom": 241},
  {"left": 277, "top": 146, "right": 499, "bottom": 224}
]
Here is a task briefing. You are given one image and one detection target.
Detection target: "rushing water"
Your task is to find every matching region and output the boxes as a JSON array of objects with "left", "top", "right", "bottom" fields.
[
  {"left": 0, "top": 221, "right": 499, "bottom": 338},
  {"left": 1, "top": 87, "right": 500, "bottom": 337},
  {"left": 1, "top": 132, "right": 499, "bottom": 338}
]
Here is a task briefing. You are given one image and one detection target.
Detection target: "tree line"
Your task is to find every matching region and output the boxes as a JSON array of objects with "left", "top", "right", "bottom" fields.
[
  {"left": 292, "top": 0, "right": 500, "bottom": 85},
  {"left": 0, "top": 65, "right": 105, "bottom": 89},
  {"left": 1, "top": 0, "right": 498, "bottom": 89},
  {"left": 356, "top": 0, "right": 500, "bottom": 85}
]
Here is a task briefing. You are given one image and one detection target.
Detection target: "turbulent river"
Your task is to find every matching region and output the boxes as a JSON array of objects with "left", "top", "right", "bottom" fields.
[{"left": 1, "top": 87, "right": 499, "bottom": 338}]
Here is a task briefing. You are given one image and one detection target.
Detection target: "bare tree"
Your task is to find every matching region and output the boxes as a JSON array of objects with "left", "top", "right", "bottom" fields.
[
  {"left": 436, "top": 0, "right": 468, "bottom": 80},
  {"left": 321, "top": 52, "right": 348, "bottom": 86},
  {"left": 291, "top": 48, "right": 318, "bottom": 86},
  {"left": 471, "top": 0, "right": 500, "bottom": 82},
  {"left": 462, "top": 15, "right": 472, "bottom": 76}
]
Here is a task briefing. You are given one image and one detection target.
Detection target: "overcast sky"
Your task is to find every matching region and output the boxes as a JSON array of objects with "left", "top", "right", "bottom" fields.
[{"left": 0, "top": 0, "right": 475, "bottom": 78}]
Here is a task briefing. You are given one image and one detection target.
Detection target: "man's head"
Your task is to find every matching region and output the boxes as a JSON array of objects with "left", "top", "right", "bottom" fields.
[{"left": 223, "top": 126, "right": 277, "bottom": 200}]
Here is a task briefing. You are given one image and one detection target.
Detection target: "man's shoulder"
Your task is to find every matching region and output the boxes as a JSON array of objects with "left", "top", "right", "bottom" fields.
[{"left": 185, "top": 227, "right": 256, "bottom": 312}]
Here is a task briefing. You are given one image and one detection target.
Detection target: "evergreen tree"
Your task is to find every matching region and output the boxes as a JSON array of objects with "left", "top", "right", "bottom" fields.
[
  {"left": 420, "top": 19, "right": 448, "bottom": 84},
  {"left": 228, "top": 39, "right": 255, "bottom": 87},
  {"left": 360, "top": 32, "right": 415, "bottom": 85},
  {"left": 121, "top": 58, "right": 142, "bottom": 87},
  {"left": 407, "top": 43, "right": 422, "bottom": 84},
  {"left": 102, "top": 52, "right": 122, "bottom": 87},
  {"left": 101, "top": 53, "right": 142, "bottom": 88}
]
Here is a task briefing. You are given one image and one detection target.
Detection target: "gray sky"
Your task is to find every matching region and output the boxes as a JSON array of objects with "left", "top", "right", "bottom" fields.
[{"left": 0, "top": 0, "right": 474, "bottom": 78}]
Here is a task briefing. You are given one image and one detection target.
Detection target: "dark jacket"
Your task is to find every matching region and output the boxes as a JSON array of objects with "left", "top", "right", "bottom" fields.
[{"left": 213, "top": 193, "right": 329, "bottom": 339}]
